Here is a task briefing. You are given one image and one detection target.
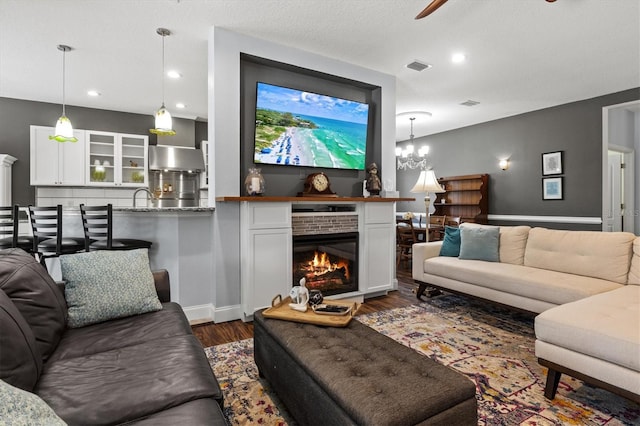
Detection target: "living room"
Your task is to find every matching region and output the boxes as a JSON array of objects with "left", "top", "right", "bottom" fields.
[{"left": 1, "top": 0, "right": 639, "bottom": 424}]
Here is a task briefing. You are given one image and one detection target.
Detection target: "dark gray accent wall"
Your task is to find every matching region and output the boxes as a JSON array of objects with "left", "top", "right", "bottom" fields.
[
  {"left": 240, "top": 55, "right": 382, "bottom": 197},
  {"left": 396, "top": 88, "right": 640, "bottom": 231},
  {"left": 0, "top": 97, "right": 206, "bottom": 206}
]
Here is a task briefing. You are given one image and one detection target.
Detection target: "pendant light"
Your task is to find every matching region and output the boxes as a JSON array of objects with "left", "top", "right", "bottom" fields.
[
  {"left": 150, "top": 28, "right": 176, "bottom": 136},
  {"left": 50, "top": 45, "right": 78, "bottom": 143}
]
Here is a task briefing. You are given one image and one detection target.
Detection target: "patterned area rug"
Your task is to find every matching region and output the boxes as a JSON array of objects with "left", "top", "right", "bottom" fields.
[{"left": 205, "top": 295, "right": 640, "bottom": 425}]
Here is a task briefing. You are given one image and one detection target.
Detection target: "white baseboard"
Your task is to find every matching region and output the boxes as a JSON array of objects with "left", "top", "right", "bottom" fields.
[
  {"left": 213, "top": 304, "right": 244, "bottom": 323},
  {"left": 183, "top": 304, "right": 215, "bottom": 324},
  {"left": 182, "top": 303, "right": 243, "bottom": 324}
]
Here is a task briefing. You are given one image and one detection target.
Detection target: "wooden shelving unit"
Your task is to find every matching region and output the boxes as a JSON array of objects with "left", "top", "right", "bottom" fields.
[{"left": 433, "top": 174, "right": 489, "bottom": 224}]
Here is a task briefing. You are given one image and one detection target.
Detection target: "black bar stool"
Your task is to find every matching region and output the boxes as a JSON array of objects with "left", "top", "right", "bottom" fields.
[
  {"left": 0, "top": 205, "right": 34, "bottom": 253},
  {"left": 28, "top": 205, "right": 85, "bottom": 265},
  {"left": 80, "top": 204, "right": 152, "bottom": 251}
]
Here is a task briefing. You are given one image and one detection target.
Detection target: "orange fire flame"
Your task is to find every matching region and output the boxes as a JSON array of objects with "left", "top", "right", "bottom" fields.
[{"left": 302, "top": 250, "right": 350, "bottom": 280}]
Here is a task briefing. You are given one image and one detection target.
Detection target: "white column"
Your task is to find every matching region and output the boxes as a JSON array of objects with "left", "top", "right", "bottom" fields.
[{"left": 0, "top": 154, "right": 17, "bottom": 205}]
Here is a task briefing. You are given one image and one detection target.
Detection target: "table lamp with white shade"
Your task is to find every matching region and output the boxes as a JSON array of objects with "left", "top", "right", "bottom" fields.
[{"left": 410, "top": 169, "right": 445, "bottom": 242}]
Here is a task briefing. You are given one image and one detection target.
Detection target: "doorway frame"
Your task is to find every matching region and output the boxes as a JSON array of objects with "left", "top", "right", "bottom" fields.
[{"left": 602, "top": 100, "right": 638, "bottom": 233}]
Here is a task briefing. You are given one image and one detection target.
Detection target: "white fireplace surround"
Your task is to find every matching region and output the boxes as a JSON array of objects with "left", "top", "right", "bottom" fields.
[{"left": 236, "top": 200, "right": 397, "bottom": 321}]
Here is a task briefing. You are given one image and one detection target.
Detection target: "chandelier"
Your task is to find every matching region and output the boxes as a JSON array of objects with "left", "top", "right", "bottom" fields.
[{"left": 395, "top": 117, "right": 429, "bottom": 170}]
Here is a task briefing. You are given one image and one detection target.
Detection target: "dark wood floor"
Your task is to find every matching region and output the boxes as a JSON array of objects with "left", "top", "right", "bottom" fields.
[{"left": 191, "top": 265, "right": 420, "bottom": 347}]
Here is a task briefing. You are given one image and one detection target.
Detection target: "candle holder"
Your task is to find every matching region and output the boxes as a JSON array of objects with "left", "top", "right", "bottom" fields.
[{"left": 244, "top": 168, "right": 265, "bottom": 196}]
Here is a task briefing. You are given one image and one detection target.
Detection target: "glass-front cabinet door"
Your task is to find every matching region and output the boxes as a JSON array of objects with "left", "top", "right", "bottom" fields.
[
  {"left": 119, "top": 134, "right": 147, "bottom": 186},
  {"left": 86, "top": 131, "right": 148, "bottom": 187},
  {"left": 87, "top": 131, "right": 116, "bottom": 185}
]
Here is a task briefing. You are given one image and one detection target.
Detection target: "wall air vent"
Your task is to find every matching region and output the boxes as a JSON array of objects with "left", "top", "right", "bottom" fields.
[
  {"left": 406, "top": 60, "right": 432, "bottom": 72},
  {"left": 460, "top": 100, "right": 480, "bottom": 107}
]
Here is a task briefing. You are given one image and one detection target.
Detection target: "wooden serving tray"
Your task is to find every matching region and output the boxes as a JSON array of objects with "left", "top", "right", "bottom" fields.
[{"left": 262, "top": 295, "right": 359, "bottom": 327}]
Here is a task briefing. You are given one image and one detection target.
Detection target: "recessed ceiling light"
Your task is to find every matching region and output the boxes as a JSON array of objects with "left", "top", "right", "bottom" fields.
[
  {"left": 167, "top": 70, "right": 182, "bottom": 79},
  {"left": 87, "top": 90, "right": 101, "bottom": 97},
  {"left": 176, "top": 103, "right": 186, "bottom": 109},
  {"left": 451, "top": 53, "right": 466, "bottom": 64}
]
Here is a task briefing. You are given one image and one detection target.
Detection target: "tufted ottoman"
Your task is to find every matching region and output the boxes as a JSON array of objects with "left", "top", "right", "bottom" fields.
[{"left": 253, "top": 310, "right": 477, "bottom": 425}]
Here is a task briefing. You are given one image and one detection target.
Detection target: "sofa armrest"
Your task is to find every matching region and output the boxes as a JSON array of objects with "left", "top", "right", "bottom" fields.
[
  {"left": 152, "top": 269, "right": 171, "bottom": 303},
  {"left": 412, "top": 241, "right": 444, "bottom": 280}
]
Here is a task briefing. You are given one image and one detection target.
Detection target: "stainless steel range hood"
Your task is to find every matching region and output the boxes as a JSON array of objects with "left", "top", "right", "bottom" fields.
[{"left": 149, "top": 145, "right": 205, "bottom": 172}]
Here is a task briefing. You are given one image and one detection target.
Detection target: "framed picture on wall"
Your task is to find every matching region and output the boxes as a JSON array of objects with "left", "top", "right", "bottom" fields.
[
  {"left": 542, "top": 151, "right": 563, "bottom": 175},
  {"left": 542, "top": 177, "right": 563, "bottom": 200}
]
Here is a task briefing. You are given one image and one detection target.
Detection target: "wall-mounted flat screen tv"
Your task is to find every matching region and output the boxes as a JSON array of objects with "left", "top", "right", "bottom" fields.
[{"left": 254, "top": 82, "right": 370, "bottom": 170}]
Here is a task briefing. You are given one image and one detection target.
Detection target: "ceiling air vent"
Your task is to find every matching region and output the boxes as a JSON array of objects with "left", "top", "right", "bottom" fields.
[
  {"left": 406, "top": 60, "right": 432, "bottom": 72},
  {"left": 460, "top": 100, "right": 480, "bottom": 107}
]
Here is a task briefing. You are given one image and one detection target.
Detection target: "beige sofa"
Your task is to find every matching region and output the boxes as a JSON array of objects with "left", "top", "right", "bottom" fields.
[{"left": 412, "top": 224, "right": 640, "bottom": 403}]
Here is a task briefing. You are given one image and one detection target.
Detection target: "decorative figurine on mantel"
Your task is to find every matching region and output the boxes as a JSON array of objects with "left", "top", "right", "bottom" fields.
[
  {"left": 244, "top": 167, "right": 265, "bottom": 196},
  {"left": 366, "top": 162, "right": 382, "bottom": 197}
]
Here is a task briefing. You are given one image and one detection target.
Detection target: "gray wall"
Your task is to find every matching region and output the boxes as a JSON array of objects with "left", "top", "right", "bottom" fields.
[
  {"left": 396, "top": 88, "right": 640, "bottom": 230},
  {"left": 0, "top": 97, "right": 206, "bottom": 206},
  {"left": 239, "top": 55, "right": 382, "bottom": 197}
]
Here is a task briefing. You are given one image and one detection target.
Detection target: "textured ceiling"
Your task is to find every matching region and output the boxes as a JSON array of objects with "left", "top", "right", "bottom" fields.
[{"left": 0, "top": 0, "right": 638, "bottom": 141}]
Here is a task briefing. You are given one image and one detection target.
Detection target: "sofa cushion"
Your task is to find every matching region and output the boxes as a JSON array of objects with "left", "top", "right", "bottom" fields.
[
  {"left": 496, "top": 226, "right": 531, "bottom": 265},
  {"left": 36, "top": 334, "right": 223, "bottom": 425},
  {"left": 460, "top": 223, "right": 531, "bottom": 265},
  {"left": 124, "top": 398, "right": 227, "bottom": 426},
  {"left": 47, "top": 302, "right": 192, "bottom": 363},
  {"left": 423, "top": 257, "right": 622, "bottom": 305},
  {"left": 535, "top": 285, "right": 640, "bottom": 371},
  {"left": 629, "top": 237, "right": 640, "bottom": 285},
  {"left": 439, "top": 226, "right": 461, "bottom": 257},
  {"left": 0, "top": 248, "right": 67, "bottom": 362},
  {"left": 0, "top": 379, "right": 66, "bottom": 425},
  {"left": 0, "top": 290, "right": 42, "bottom": 392},
  {"left": 60, "top": 249, "right": 162, "bottom": 328},
  {"left": 459, "top": 226, "right": 499, "bottom": 262},
  {"left": 524, "top": 228, "right": 636, "bottom": 284}
]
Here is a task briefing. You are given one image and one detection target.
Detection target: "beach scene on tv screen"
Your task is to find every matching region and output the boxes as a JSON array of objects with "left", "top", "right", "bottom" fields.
[{"left": 254, "top": 82, "right": 369, "bottom": 170}]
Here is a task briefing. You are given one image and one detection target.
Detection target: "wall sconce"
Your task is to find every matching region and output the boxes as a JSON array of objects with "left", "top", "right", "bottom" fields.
[{"left": 499, "top": 159, "right": 510, "bottom": 171}]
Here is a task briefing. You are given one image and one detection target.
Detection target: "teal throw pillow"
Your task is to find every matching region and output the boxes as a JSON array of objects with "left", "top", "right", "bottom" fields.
[
  {"left": 0, "top": 379, "right": 67, "bottom": 425},
  {"left": 459, "top": 226, "right": 500, "bottom": 262},
  {"left": 60, "top": 249, "right": 162, "bottom": 328},
  {"left": 439, "top": 226, "right": 461, "bottom": 257}
]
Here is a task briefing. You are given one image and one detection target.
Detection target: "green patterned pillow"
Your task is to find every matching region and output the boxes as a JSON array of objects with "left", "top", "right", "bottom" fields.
[
  {"left": 0, "top": 379, "right": 67, "bottom": 425},
  {"left": 59, "top": 249, "right": 162, "bottom": 328}
]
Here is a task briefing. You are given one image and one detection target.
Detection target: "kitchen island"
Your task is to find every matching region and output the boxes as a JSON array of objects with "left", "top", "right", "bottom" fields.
[{"left": 52, "top": 206, "right": 217, "bottom": 323}]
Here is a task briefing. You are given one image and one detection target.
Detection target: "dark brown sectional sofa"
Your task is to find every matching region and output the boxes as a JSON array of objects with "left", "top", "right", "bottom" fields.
[{"left": 0, "top": 248, "right": 227, "bottom": 425}]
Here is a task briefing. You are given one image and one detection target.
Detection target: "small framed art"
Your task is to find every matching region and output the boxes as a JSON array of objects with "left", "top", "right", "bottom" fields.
[
  {"left": 542, "top": 177, "right": 563, "bottom": 200},
  {"left": 542, "top": 151, "right": 563, "bottom": 175}
]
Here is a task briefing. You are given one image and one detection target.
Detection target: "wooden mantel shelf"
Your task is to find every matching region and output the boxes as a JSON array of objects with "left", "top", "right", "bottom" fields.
[{"left": 217, "top": 196, "right": 415, "bottom": 202}]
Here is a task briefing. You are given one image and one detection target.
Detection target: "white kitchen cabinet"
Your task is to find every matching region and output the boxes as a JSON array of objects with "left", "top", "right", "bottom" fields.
[
  {"left": 359, "top": 202, "right": 396, "bottom": 294},
  {"left": 30, "top": 126, "right": 86, "bottom": 186},
  {"left": 86, "top": 131, "right": 147, "bottom": 187},
  {"left": 240, "top": 202, "right": 292, "bottom": 318}
]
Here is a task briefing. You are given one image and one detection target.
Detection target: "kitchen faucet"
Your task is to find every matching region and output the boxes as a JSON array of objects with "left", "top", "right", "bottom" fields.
[{"left": 133, "top": 188, "right": 156, "bottom": 208}]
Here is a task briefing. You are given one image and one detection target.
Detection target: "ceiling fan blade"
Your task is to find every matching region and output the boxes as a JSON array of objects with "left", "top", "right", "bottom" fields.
[{"left": 415, "top": 0, "right": 449, "bottom": 19}]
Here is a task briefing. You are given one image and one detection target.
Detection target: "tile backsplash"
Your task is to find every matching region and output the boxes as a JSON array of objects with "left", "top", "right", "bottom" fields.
[
  {"left": 35, "top": 187, "right": 153, "bottom": 207},
  {"left": 35, "top": 187, "right": 211, "bottom": 208}
]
